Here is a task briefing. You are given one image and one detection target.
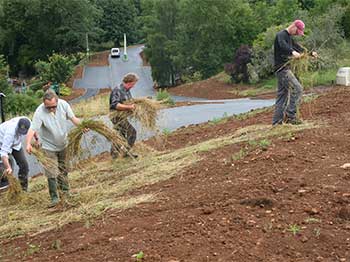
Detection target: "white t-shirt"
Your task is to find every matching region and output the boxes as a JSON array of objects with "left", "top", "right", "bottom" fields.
[{"left": 0, "top": 116, "right": 31, "bottom": 157}]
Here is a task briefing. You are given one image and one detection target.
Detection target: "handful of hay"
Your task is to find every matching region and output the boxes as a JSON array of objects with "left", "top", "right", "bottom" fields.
[
  {"left": 110, "top": 98, "right": 161, "bottom": 130},
  {"left": 287, "top": 53, "right": 313, "bottom": 77},
  {"left": 31, "top": 147, "right": 60, "bottom": 174},
  {"left": 67, "top": 119, "right": 128, "bottom": 163},
  {"left": 2, "top": 171, "right": 22, "bottom": 203}
]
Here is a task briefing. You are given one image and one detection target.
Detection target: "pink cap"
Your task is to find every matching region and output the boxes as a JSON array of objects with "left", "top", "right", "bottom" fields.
[{"left": 294, "top": 20, "right": 305, "bottom": 35}]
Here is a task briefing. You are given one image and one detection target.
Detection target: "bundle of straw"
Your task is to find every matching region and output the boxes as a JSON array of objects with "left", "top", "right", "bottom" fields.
[
  {"left": 287, "top": 53, "right": 313, "bottom": 77},
  {"left": 3, "top": 171, "right": 22, "bottom": 203},
  {"left": 110, "top": 98, "right": 161, "bottom": 130},
  {"left": 31, "top": 147, "right": 60, "bottom": 174},
  {"left": 67, "top": 119, "right": 128, "bottom": 162}
]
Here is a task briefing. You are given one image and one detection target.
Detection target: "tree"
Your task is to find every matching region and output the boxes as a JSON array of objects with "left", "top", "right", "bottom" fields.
[
  {"left": 0, "top": 0, "right": 99, "bottom": 74},
  {"left": 97, "top": 0, "right": 138, "bottom": 46},
  {"left": 178, "top": 0, "right": 258, "bottom": 78},
  {"left": 35, "top": 53, "right": 74, "bottom": 84},
  {"left": 225, "top": 45, "right": 252, "bottom": 84},
  {"left": 144, "top": 0, "right": 180, "bottom": 87}
]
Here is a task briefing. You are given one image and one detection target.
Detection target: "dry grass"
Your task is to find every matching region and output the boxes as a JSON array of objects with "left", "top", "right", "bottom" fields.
[
  {"left": 67, "top": 119, "right": 128, "bottom": 164},
  {"left": 286, "top": 48, "right": 318, "bottom": 87},
  {"left": 0, "top": 121, "right": 319, "bottom": 239},
  {"left": 73, "top": 95, "right": 161, "bottom": 132},
  {"left": 72, "top": 93, "right": 109, "bottom": 118},
  {"left": 3, "top": 172, "right": 23, "bottom": 203},
  {"left": 110, "top": 98, "right": 161, "bottom": 131},
  {"left": 31, "top": 147, "right": 59, "bottom": 175}
]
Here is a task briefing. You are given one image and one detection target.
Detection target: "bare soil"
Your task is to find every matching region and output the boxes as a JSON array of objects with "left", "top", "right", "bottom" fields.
[
  {"left": 1, "top": 86, "right": 350, "bottom": 261},
  {"left": 168, "top": 77, "right": 246, "bottom": 100},
  {"left": 88, "top": 51, "right": 110, "bottom": 67}
]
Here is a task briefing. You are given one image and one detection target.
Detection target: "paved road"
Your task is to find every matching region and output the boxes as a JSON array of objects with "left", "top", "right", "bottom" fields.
[
  {"left": 19, "top": 46, "right": 275, "bottom": 177},
  {"left": 73, "top": 46, "right": 156, "bottom": 100}
]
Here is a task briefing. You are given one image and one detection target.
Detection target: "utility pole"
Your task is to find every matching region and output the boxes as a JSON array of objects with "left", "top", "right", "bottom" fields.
[
  {"left": 122, "top": 33, "right": 128, "bottom": 61},
  {"left": 86, "top": 33, "right": 90, "bottom": 60}
]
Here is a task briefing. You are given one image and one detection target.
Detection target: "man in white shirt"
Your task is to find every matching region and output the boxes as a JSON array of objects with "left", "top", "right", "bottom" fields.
[
  {"left": 26, "top": 90, "right": 83, "bottom": 207},
  {"left": 0, "top": 117, "right": 31, "bottom": 191}
]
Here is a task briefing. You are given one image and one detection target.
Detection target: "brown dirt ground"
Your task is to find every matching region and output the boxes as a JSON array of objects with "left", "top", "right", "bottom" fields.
[
  {"left": 88, "top": 51, "right": 110, "bottom": 67},
  {"left": 167, "top": 78, "right": 335, "bottom": 101},
  {"left": 1, "top": 86, "right": 350, "bottom": 261},
  {"left": 62, "top": 88, "right": 86, "bottom": 102},
  {"left": 167, "top": 77, "right": 246, "bottom": 100}
]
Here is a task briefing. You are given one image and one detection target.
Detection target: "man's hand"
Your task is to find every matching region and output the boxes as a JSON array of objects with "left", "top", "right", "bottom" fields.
[
  {"left": 311, "top": 51, "right": 318, "bottom": 58},
  {"left": 292, "top": 51, "right": 301, "bottom": 58},
  {"left": 130, "top": 104, "right": 136, "bottom": 111},
  {"left": 26, "top": 143, "right": 33, "bottom": 154},
  {"left": 33, "top": 139, "right": 40, "bottom": 148},
  {"left": 5, "top": 167, "right": 12, "bottom": 175}
]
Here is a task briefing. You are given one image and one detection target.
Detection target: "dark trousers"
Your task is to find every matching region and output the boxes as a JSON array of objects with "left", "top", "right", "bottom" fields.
[
  {"left": 12, "top": 147, "right": 29, "bottom": 191},
  {"left": 114, "top": 120, "right": 137, "bottom": 148},
  {"left": 111, "top": 119, "right": 137, "bottom": 157},
  {"left": 272, "top": 69, "right": 303, "bottom": 125}
]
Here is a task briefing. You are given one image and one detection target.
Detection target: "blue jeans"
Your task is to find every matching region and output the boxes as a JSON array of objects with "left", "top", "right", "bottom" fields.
[{"left": 272, "top": 69, "right": 303, "bottom": 125}]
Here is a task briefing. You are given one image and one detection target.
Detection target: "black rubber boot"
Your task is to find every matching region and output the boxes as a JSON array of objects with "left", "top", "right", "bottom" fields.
[
  {"left": 57, "top": 173, "right": 69, "bottom": 194},
  {"left": 18, "top": 173, "right": 28, "bottom": 191}
]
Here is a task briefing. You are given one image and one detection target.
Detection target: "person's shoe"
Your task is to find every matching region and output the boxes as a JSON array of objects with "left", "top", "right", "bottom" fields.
[
  {"left": 130, "top": 153, "right": 138, "bottom": 159},
  {"left": 124, "top": 152, "right": 138, "bottom": 159},
  {"left": 48, "top": 178, "right": 59, "bottom": 207},
  {"left": 0, "top": 177, "right": 9, "bottom": 191},
  {"left": 48, "top": 197, "right": 60, "bottom": 208},
  {"left": 285, "top": 118, "right": 303, "bottom": 125},
  {"left": 0, "top": 184, "right": 9, "bottom": 192},
  {"left": 111, "top": 150, "right": 119, "bottom": 159}
]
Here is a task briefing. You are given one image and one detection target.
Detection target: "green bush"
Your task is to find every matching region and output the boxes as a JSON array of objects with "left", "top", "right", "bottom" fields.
[
  {"left": 342, "top": 5, "right": 350, "bottom": 38},
  {"left": 29, "top": 80, "right": 45, "bottom": 92},
  {"left": 26, "top": 89, "right": 34, "bottom": 97},
  {"left": 91, "top": 41, "right": 115, "bottom": 52},
  {"left": 182, "top": 71, "right": 203, "bottom": 84},
  {"left": 35, "top": 53, "right": 75, "bottom": 84},
  {"left": 249, "top": 24, "right": 286, "bottom": 81},
  {"left": 5, "top": 94, "right": 40, "bottom": 115},
  {"left": 59, "top": 84, "right": 72, "bottom": 96},
  {"left": 156, "top": 89, "right": 175, "bottom": 105},
  {"left": 35, "top": 90, "right": 44, "bottom": 99}
]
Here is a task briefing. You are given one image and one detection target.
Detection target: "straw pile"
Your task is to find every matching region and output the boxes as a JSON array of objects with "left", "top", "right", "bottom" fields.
[
  {"left": 110, "top": 98, "right": 161, "bottom": 130},
  {"left": 3, "top": 171, "right": 22, "bottom": 203},
  {"left": 67, "top": 119, "right": 128, "bottom": 163}
]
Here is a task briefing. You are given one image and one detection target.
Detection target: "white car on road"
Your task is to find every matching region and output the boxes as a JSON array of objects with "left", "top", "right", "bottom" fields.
[{"left": 111, "top": 48, "right": 120, "bottom": 58}]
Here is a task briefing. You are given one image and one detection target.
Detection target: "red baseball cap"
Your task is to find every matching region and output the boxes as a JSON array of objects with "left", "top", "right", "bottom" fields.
[{"left": 294, "top": 19, "right": 305, "bottom": 36}]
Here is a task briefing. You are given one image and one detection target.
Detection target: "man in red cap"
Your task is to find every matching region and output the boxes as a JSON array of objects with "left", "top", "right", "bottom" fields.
[{"left": 272, "top": 19, "right": 317, "bottom": 125}]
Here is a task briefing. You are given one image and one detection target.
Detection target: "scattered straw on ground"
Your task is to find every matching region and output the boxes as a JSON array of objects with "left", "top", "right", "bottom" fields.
[{"left": 0, "top": 121, "right": 319, "bottom": 239}]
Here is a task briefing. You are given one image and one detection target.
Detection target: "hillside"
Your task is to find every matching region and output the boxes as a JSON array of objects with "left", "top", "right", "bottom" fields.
[{"left": 1, "top": 86, "right": 350, "bottom": 261}]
